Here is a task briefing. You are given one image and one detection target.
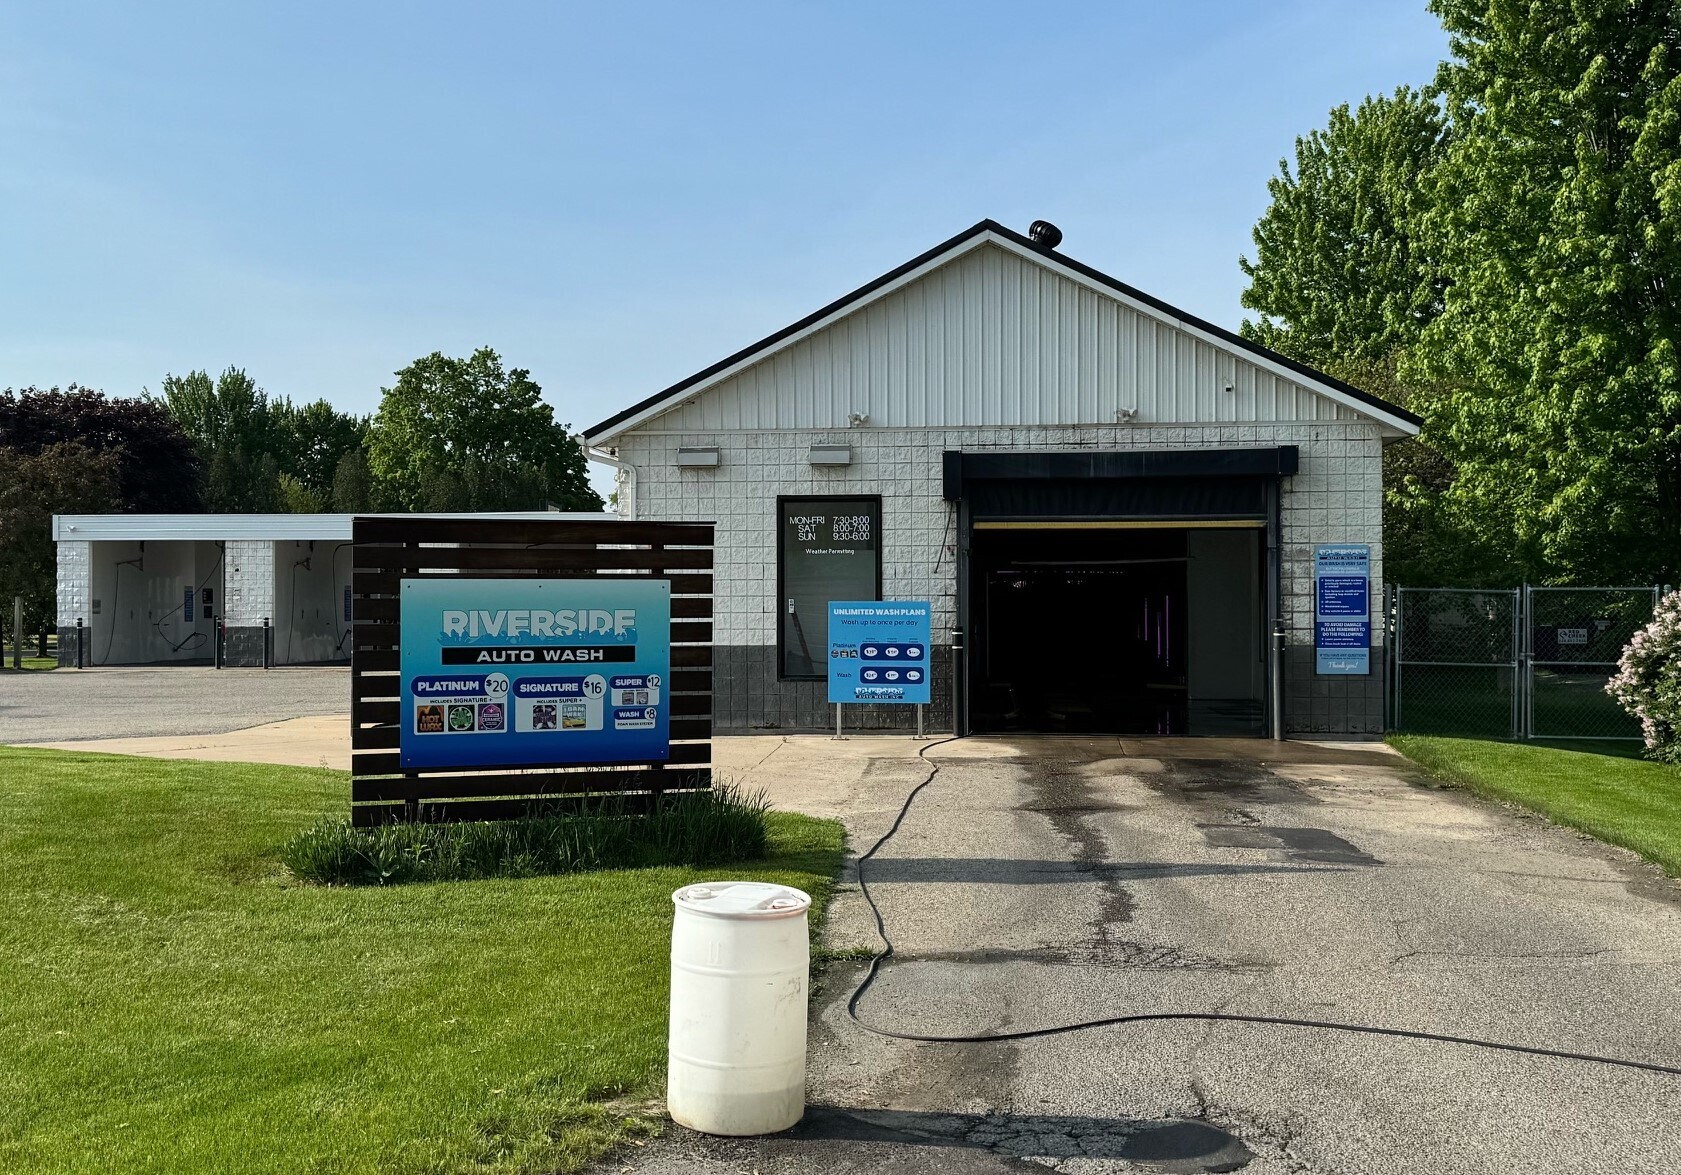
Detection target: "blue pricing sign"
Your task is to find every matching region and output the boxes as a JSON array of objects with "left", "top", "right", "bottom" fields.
[
  {"left": 1314, "top": 545, "right": 1370, "bottom": 674},
  {"left": 828, "top": 601, "right": 932, "bottom": 704},
  {"left": 399, "top": 577, "right": 670, "bottom": 769}
]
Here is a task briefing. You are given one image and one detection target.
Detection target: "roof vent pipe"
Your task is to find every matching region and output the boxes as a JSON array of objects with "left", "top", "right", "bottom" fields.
[{"left": 1028, "top": 220, "right": 1063, "bottom": 248}]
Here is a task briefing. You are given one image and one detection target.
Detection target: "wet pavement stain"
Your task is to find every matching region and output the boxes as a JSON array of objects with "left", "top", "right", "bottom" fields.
[
  {"left": 1117, "top": 1119, "right": 1255, "bottom": 1173},
  {"left": 1146, "top": 758, "right": 1324, "bottom": 814},
  {"left": 898, "top": 941, "right": 1271, "bottom": 972},
  {"left": 1022, "top": 760, "right": 1137, "bottom": 928},
  {"left": 1198, "top": 825, "right": 1380, "bottom": 867},
  {"left": 785, "top": 1106, "right": 1255, "bottom": 1172}
]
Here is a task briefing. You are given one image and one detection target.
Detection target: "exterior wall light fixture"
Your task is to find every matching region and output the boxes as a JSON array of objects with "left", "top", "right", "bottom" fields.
[
  {"left": 808, "top": 444, "right": 852, "bottom": 466},
  {"left": 674, "top": 447, "right": 720, "bottom": 468}
]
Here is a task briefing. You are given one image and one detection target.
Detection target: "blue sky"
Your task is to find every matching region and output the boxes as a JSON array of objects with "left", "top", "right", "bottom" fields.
[{"left": 1, "top": 2, "right": 1446, "bottom": 496}]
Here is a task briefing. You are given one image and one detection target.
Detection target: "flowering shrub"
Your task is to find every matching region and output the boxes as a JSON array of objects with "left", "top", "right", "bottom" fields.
[{"left": 1607, "top": 590, "right": 1681, "bottom": 762}]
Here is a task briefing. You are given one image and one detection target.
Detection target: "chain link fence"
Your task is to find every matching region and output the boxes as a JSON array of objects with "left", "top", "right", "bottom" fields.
[
  {"left": 1389, "top": 584, "right": 1663, "bottom": 740},
  {"left": 1392, "top": 588, "right": 1521, "bottom": 738},
  {"left": 1525, "top": 587, "right": 1659, "bottom": 740}
]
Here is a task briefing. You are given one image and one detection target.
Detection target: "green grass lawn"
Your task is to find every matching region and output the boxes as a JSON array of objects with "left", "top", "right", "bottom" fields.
[
  {"left": 1, "top": 656, "right": 57, "bottom": 671},
  {"left": 1395, "top": 665, "right": 1642, "bottom": 740},
  {"left": 0, "top": 747, "right": 844, "bottom": 1175},
  {"left": 1389, "top": 735, "right": 1681, "bottom": 876}
]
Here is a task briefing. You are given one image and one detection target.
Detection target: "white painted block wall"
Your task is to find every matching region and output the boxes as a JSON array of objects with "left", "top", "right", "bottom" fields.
[
  {"left": 224, "top": 540, "right": 275, "bottom": 629},
  {"left": 617, "top": 422, "right": 1384, "bottom": 653},
  {"left": 55, "top": 539, "right": 90, "bottom": 629},
  {"left": 612, "top": 420, "right": 1385, "bottom": 733}
]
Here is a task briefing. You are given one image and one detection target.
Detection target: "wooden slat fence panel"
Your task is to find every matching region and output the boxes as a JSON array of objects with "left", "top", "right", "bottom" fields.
[{"left": 350, "top": 517, "right": 714, "bottom": 825}]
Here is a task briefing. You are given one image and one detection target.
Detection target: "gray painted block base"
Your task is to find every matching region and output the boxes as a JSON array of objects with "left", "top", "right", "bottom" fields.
[
  {"left": 1283, "top": 643, "right": 1385, "bottom": 737},
  {"left": 714, "top": 644, "right": 955, "bottom": 734},
  {"left": 713, "top": 641, "right": 1383, "bottom": 738},
  {"left": 55, "top": 626, "right": 85, "bottom": 668},
  {"left": 224, "top": 626, "right": 270, "bottom": 668}
]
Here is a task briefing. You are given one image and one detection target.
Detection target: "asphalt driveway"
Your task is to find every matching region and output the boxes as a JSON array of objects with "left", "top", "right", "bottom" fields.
[
  {"left": 627, "top": 736, "right": 1681, "bottom": 1174},
  {"left": 0, "top": 666, "right": 349, "bottom": 743}
]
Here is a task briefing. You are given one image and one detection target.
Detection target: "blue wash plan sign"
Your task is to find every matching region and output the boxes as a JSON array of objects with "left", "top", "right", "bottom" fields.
[
  {"left": 828, "top": 601, "right": 932, "bottom": 704},
  {"left": 399, "top": 577, "right": 670, "bottom": 769},
  {"left": 1314, "top": 545, "right": 1370, "bottom": 674}
]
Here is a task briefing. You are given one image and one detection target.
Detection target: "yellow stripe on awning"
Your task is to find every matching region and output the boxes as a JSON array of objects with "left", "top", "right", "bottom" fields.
[{"left": 971, "top": 519, "right": 1266, "bottom": 531}]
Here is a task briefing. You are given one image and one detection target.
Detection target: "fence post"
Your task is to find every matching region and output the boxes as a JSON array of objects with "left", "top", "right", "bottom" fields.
[
  {"left": 1519, "top": 588, "right": 1533, "bottom": 742},
  {"left": 1392, "top": 590, "right": 1404, "bottom": 732},
  {"left": 1525, "top": 585, "right": 1534, "bottom": 740},
  {"left": 1384, "top": 585, "right": 1395, "bottom": 730}
]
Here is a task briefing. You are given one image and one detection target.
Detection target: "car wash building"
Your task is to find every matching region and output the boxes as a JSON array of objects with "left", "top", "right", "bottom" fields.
[
  {"left": 585, "top": 219, "right": 1420, "bottom": 738},
  {"left": 51, "top": 512, "right": 598, "bottom": 667}
]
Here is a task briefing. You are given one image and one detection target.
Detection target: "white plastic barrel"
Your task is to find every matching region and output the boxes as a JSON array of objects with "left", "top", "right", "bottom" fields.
[{"left": 668, "top": 880, "right": 812, "bottom": 1135}]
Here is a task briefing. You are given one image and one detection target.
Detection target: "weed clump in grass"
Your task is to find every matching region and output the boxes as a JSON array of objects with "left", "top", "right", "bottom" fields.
[{"left": 283, "top": 785, "right": 771, "bottom": 885}]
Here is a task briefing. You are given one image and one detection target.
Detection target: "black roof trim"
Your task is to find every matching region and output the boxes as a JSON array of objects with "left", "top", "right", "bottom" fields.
[{"left": 584, "top": 219, "right": 1420, "bottom": 440}]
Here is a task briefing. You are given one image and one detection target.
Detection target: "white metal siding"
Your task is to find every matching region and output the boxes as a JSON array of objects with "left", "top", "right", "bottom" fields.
[
  {"left": 642, "top": 244, "right": 1357, "bottom": 432},
  {"left": 52, "top": 511, "right": 611, "bottom": 543}
]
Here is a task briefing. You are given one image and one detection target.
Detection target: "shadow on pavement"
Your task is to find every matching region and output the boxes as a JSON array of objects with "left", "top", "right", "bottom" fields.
[
  {"left": 788, "top": 1104, "right": 1254, "bottom": 1172},
  {"left": 856, "top": 856, "right": 1352, "bottom": 883}
]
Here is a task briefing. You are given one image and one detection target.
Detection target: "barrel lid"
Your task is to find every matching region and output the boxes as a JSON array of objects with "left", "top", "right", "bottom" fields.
[{"left": 672, "top": 881, "right": 812, "bottom": 919}]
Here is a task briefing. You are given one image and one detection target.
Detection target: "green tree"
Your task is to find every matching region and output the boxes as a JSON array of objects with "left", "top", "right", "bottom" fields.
[
  {"left": 331, "top": 449, "right": 376, "bottom": 513},
  {"left": 279, "top": 398, "right": 368, "bottom": 498},
  {"left": 365, "top": 348, "right": 602, "bottom": 512},
  {"left": 0, "top": 442, "right": 122, "bottom": 651},
  {"left": 1241, "top": 86, "right": 1449, "bottom": 371},
  {"left": 159, "top": 368, "right": 365, "bottom": 513},
  {"left": 161, "top": 368, "right": 283, "bottom": 511},
  {"left": 1412, "top": 0, "right": 1681, "bottom": 584},
  {"left": 1238, "top": 88, "right": 1491, "bottom": 584}
]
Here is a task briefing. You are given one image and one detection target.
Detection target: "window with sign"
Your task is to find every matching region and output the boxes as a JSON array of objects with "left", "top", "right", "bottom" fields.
[{"left": 778, "top": 496, "right": 882, "bottom": 679}]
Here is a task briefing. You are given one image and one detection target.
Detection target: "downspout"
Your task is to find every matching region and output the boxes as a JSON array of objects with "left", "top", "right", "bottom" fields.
[
  {"left": 1267, "top": 477, "right": 1285, "bottom": 741},
  {"left": 587, "top": 446, "right": 636, "bottom": 519}
]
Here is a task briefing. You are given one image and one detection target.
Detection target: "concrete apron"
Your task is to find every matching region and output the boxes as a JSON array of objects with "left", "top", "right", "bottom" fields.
[{"left": 637, "top": 736, "right": 1681, "bottom": 1175}]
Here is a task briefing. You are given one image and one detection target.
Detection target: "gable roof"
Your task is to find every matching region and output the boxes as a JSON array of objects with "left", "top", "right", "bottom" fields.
[{"left": 583, "top": 219, "right": 1422, "bottom": 444}]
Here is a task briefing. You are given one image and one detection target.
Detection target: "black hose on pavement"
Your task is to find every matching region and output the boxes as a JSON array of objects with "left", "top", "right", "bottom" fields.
[{"left": 844, "top": 738, "right": 1681, "bottom": 1079}]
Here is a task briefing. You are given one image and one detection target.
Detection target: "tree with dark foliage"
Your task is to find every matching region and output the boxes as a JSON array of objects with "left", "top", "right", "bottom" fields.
[{"left": 0, "top": 385, "right": 202, "bottom": 513}]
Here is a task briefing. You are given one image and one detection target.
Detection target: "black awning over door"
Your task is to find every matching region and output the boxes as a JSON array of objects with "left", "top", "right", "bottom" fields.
[
  {"left": 944, "top": 446, "right": 1295, "bottom": 521},
  {"left": 966, "top": 475, "right": 1268, "bottom": 520}
]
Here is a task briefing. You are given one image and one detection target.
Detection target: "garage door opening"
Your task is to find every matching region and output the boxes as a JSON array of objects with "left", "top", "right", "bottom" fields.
[{"left": 968, "top": 523, "right": 1266, "bottom": 736}]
